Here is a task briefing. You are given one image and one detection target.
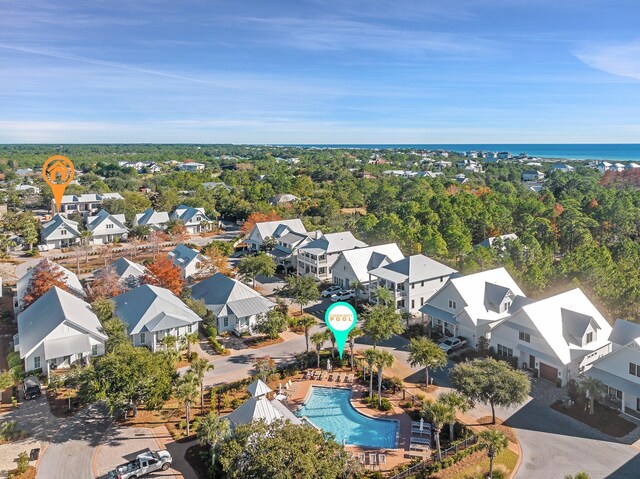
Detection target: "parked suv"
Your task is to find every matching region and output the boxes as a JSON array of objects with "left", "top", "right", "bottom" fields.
[{"left": 23, "top": 376, "right": 41, "bottom": 400}]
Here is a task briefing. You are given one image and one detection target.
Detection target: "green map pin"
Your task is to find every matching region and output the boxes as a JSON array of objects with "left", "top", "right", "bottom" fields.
[{"left": 325, "top": 302, "right": 357, "bottom": 359}]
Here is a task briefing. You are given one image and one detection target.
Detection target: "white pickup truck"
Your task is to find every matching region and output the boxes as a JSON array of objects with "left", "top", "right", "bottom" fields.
[
  {"left": 108, "top": 450, "right": 172, "bottom": 479},
  {"left": 438, "top": 336, "right": 467, "bottom": 354}
]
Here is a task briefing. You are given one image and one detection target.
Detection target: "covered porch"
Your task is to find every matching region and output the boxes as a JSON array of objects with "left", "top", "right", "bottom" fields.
[
  {"left": 42, "top": 335, "right": 94, "bottom": 376},
  {"left": 419, "top": 304, "right": 459, "bottom": 337},
  {"left": 587, "top": 366, "right": 640, "bottom": 419}
]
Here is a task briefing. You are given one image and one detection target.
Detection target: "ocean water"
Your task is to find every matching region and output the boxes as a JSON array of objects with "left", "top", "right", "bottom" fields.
[{"left": 283, "top": 144, "right": 640, "bottom": 162}]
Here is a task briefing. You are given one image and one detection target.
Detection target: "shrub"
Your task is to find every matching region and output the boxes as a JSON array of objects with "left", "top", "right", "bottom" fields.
[
  {"left": 16, "top": 451, "right": 29, "bottom": 473},
  {"left": 7, "top": 352, "right": 21, "bottom": 370},
  {"left": 379, "top": 397, "right": 393, "bottom": 411}
]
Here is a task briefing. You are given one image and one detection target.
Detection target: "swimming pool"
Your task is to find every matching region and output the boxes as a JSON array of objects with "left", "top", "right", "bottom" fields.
[{"left": 295, "top": 387, "right": 398, "bottom": 449}]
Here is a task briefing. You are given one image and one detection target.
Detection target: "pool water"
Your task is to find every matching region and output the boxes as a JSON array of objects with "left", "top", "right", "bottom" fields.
[{"left": 295, "top": 387, "right": 397, "bottom": 448}]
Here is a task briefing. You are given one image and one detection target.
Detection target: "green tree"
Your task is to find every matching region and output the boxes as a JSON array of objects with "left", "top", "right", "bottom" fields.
[
  {"left": 362, "top": 349, "right": 379, "bottom": 399},
  {"left": 253, "top": 356, "right": 276, "bottom": 381},
  {"left": 256, "top": 310, "right": 288, "bottom": 339},
  {"left": 439, "top": 390, "right": 469, "bottom": 440},
  {"left": 373, "top": 350, "right": 394, "bottom": 407},
  {"left": 373, "top": 286, "right": 394, "bottom": 307},
  {"left": 238, "top": 253, "right": 276, "bottom": 288},
  {"left": 579, "top": 377, "right": 606, "bottom": 415},
  {"left": 91, "top": 298, "right": 116, "bottom": 324},
  {"left": 191, "top": 357, "right": 214, "bottom": 410},
  {"left": 181, "top": 331, "right": 200, "bottom": 356},
  {"left": 362, "top": 304, "right": 404, "bottom": 348},
  {"left": 0, "top": 370, "right": 13, "bottom": 391},
  {"left": 285, "top": 275, "right": 319, "bottom": 314},
  {"left": 407, "top": 336, "right": 447, "bottom": 387},
  {"left": 421, "top": 399, "right": 453, "bottom": 462},
  {"left": 450, "top": 358, "right": 530, "bottom": 424},
  {"left": 197, "top": 412, "right": 230, "bottom": 474},
  {"left": 218, "top": 419, "right": 348, "bottom": 479},
  {"left": 479, "top": 429, "right": 509, "bottom": 478},
  {"left": 347, "top": 326, "right": 363, "bottom": 371},
  {"left": 310, "top": 330, "right": 329, "bottom": 368},
  {"left": 297, "top": 315, "right": 316, "bottom": 352},
  {"left": 101, "top": 318, "right": 130, "bottom": 353},
  {"left": 175, "top": 370, "right": 199, "bottom": 436}
]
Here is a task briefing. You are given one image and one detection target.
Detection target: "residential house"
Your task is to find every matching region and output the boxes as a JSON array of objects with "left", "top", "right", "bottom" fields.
[
  {"left": 40, "top": 214, "right": 81, "bottom": 249},
  {"left": 203, "top": 182, "right": 232, "bottom": 191},
  {"left": 596, "top": 161, "right": 613, "bottom": 174},
  {"left": 475, "top": 233, "right": 518, "bottom": 249},
  {"left": 269, "top": 229, "right": 322, "bottom": 269},
  {"left": 94, "top": 257, "right": 147, "bottom": 286},
  {"left": 15, "top": 184, "right": 40, "bottom": 194},
  {"left": 269, "top": 194, "right": 299, "bottom": 206},
  {"left": 624, "top": 163, "right": 640, "bottom": 170},
  {"left": 490, "top": 288, "right": 612, "bottom": 386},
  {"left": 118, "top": 161, "right": 161, "bottom": 173},
  {"left": 522, "top": 170, "right": 544, "bottom": 182},
  {"left": 133, "top": 208, "right": 170, "bottom": 231},
  {"left": 454, "top": 174, "right": 468, "bottom": 184},
  {"left": 297, "top": 232, "right": 368, "bottom": 280},
  {"left": 225, "top": 379, "right": 302, "bottom": 428},
  {"left": 190, "top": 273, "right": 275, "bottom": 335},
  {"left": 112, "top": 284, "right": 202, "bottom": 351},
  {"left": 178, "top": 162, "right": 205, "bottom": 172},
  {"left": 53, "top": 193, "right": 124, "bottom": 216},
  {"left": 14, "top": 287, "right": 106, "bottom": 377},
  {"left": 245, "top": 219, "right": 306, "bottom": 252},
  {"left": 419, "top": 267, "right": 527, "bottom": 348},
  {"left": 368, "top": 255, "right": 457, "bottom": 314},
  {"left": 170, "top": 204, "right": 214, "bottom": 234},
  {"left": 14, "top": 259, "right": 85, "bottom": 314},
  {"left": 586, "top": 319, "right": 640, "bottom": 418},
  {"left": 86, "top": 210, "right": 129, "bottom": 244},
  {"left": 550, "top": 163, "right": 574, "bottom": 173},
  {"left": 331, "top": 243, "right": 404, "bottom": 295},
  {"left": 168, "top": 244, "right": 206, "bottom": 280}
]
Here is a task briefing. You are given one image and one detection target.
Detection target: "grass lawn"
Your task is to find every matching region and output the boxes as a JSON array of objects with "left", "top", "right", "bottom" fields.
[
  {"left": 551, "top": 401, "right": 636, "bottom": 437},
  {"left": 434, "top": 448, "right": 519, "bottom": 479}
]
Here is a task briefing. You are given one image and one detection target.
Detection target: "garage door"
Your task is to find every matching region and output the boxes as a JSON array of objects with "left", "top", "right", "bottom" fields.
[{"left": 539, "top": 362, "right": 558, "bottom": 383}]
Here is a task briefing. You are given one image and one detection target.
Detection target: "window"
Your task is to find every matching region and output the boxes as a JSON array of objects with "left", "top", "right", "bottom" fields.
[
  {"left": 187, "top": 324, "right": 193, "bottom": 333},
  {"left": 223, "top": 317, "right": 229, "bottom": 327},
  {"left": 420, "top": 297, "right": 424, "bottom": 306},
  {"left": 106, "top": 223, "right": 114, "bottom": 229},
  {"left": 518, "top": 331, "right": 531, "bottom": 343},
  {"left": 608, "top": 387, "right": 623, "bottom": 400},
  {"left": 411, "top": 299, "right": 415, "bottom": 309},
  {"left": 60, "top": 229, "right": 67, "bottom": 235},
  {"left": 92, "top": 344, "right": 98, "bottom": 356},
  {"left": 440, "top": 276, "right": 444, "bottom": 283},
  {"left": 497, "top": 344, "right": 513, "bottom": 358},
  {"left": 397, "top": 300, "right": 404, "bottom": 308},
  {"left": 411, "top": 283, "right": 415, "bottom": 290},
  {"left": 586, "top": 332, "right": 593, "bottom": 344},
  {"left": 33, "top": 356, "right": 40, "bottom": 369},
  {"left": 448, "top": 300, "right": 457, "bottom": 309},
  {"left": 503, "top": 301, "right": 512, "bottom": 312},
  {"left": 140, "top": 332, "right": 146, "bottom": 344},
  {"left": 630, "top": 363, "right": 640, "bottom": 377}
]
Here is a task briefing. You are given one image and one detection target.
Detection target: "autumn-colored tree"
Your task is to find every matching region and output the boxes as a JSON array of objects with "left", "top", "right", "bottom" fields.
[
  {"left": 240, "top": 211, "right": 282, "bottom": 236},
  {"left": 22, "top": 259, "right": 72, "bottom": 309},
  {"left": 142, "top": 255, "right": 185, "bottom": 295},
  {"left": 166, "top": 220, "right": 188, "bottom": 242},
  {"left": 149, "top": 230, "right": 169, "bottom": 255},
  {"left": 87, "top": 267, "right": 123, "bottom": 301}
]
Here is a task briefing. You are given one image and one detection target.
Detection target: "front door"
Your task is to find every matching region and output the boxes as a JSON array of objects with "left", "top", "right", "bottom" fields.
[{"left": 529, "top": 354, "right": 536, "bottom": 369}]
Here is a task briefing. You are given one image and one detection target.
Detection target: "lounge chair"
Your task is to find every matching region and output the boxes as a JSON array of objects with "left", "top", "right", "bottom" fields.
[
  {"left": 410, "top": 436, "right": 432, "bottom": 445},
  {"left": 328, "top": 373, "right": 334, "bottom": 381},
  {"left": 335, "top": 373, "right": 343, "bottom": 383}
]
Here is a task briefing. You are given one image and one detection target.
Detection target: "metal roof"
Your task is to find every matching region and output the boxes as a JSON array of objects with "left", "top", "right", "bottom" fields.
[
  {"left": 369, "top": 254, "right": 457, "bottom": 284},
  {"left": 225, "top": 396, "right": 301, "bottom": 427},
  {"left": 300, "top": 231, "right": 367, "bottom": 255},
  {"left": 16, "top": 259, "right": 85, "bottom": 307},
  {"left": 41, "top": 214, "right": 80, "bottom": 240},
  {"left": 134, "top": 208, "right": 169, "bottom": 226},
  {"left": 247, "top": 379, "right": 273, "bottom": 397},
  {"left": 608, "top": 319, "right": 640, "bottom": 347},
  {"left": 43, "top": 334, "right": 91, "bottom": 359},
  {"left": 418, "top": 304, "right": 458, "bottom": 324},
  {"left": 87, "top": 210, "right": 128, "bottom": 234},
  {"left": 253, "top": 219, "right": 306, "bottom": 240},
  {"left": 336, "top": 243, "right": 404, "bottom": 282}
]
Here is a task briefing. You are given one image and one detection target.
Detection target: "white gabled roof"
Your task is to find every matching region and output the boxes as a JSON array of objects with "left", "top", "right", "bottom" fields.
[
  {"left": 134, "top": 208, "right": 169, "bottom": 227},
  {"left": 87, "top": 210, "right": 128, "bottom": 234},
  {"left": 41, "top": 214, "right": 80, "bottom": 240},
  {"left": 171, "top": 204, "right": 211, "bottom": 225},
  {"left": 60, "top": 192, "right": 123, "bottom": 204},
  {"left": 247, "top": 379, "right": 273, "bottom": 397},
  {"left": 225, "top": 396, "right": 301, "bottom": 427},
  {"left": 476, "top": 234, "right": 518, "bottom": 248},
  {"left": 16, "top": 259, "right": 85, "bottom": 308},
  {"left": 112, "top": 284, "right": 202, "bottom": 335},
  {"left": 17, "top": 287, "right": 105, "bottom": 359},
  {"left": 337, "top": 243, "right": 404, "bottom": 283},
  {"left": 369, "top": 254, "right": 457, "bottom": 284},
  {"left": 514, "top": 288, "right": 612, "bottom": 365},
  {"left": 252, "top": 219, "right": 306, "bottom": 240},
  {"left": 111, "top": 257, "right": 147, "bottom": 281},
  {"left": 299, "top": 231, "right": 367, "bottom": 255}
]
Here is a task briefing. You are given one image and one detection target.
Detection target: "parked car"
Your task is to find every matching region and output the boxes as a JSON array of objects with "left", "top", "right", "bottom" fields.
[
  {"left": 330, "top": 290, "right": 356, "bottom": 302},
  {"left": 37, "top": 244, "right": 50, "bottom": 252},
  {"left": 108, "top": 450, "right": 172, "bottom": 479},
  {"left": 438, "top": 337, "right": 467, "bottom": 354},
  {"left": 321, "top": 285, "right": 342, "bottom": 298},
  {"left": 23, "top": 376, "right": 41, "bottom": 400}
]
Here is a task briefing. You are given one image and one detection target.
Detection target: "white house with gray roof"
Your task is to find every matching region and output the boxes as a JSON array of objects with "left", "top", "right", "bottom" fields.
[
  {"left": 170, "top": 204, "right": 214, "bottom": 234},
  {"left": 225, "top": 379, "right": 301, "bottom": 428},
  {"left": 490, "top": 288, "right": 612, "bottom": 386},
  {"left": 297, "top": 232, "right": 368, "bottom": 280},
  {"left": 168, "top": 244, "right": 206, "bottom": 280},
  {"left": 331, "top": 243, "right": 404, "bottom": 297},
  {"left": 40, "top": 214, "right": 81, "bottom": 249},
  {"left": 112, "top": 284, "right": 202, "bottom": 351},
  {"left": 419, "top": 267, "right": 527, "bottom": 348},
  {"left": 245, "top": 219, "right": 306, "bottom": 252},
  {"left": 368, "top": 254, "right": 458, "bottom": 314},
  {"left": 93, "top": 257, "right": 147, "bottom": 287},
  {"left": 190, "top": 272, "right": 275, "bottom": 335},
  {"left": 14, "top": 287, "right": 106, "bottom": 376},
  {"left": 86, "top": 210, "right": 129, "bottom": 244},
  {"left": 133, "top": 208, "right": 170, "bottom": 231},
  {"left": 586, "top": 319, "right": 640, "bottom": 418},
  {"left": 53, "top": 192, "right": 123, "bottom": 216}
]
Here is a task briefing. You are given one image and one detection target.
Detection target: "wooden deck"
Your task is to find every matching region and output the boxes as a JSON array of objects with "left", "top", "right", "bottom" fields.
[{"left": 279, "top": 368, "right": 416, "bottom": 472}]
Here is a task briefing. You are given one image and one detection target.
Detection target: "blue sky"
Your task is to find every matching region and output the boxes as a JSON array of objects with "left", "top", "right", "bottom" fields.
[{"left": 1, "top": 0, "right": 640, "bottom": 143}]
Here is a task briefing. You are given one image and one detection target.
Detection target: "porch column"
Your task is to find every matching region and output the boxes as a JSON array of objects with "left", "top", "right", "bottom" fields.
[{"left": 621, "top": 391, "right": 625, "bottom": 414}]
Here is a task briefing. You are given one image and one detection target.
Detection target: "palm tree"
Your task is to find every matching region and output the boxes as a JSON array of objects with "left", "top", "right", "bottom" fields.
[
  {"left": 362, "top": 349, "right": 379, "bottom": 399},
  {"left": 197, "top": 411, "right": 230, "bottom": 468},
  {"left": 175, "top": 371, "right": 200, "bottom": 436},
  {"left": 374, "top": 286, "right": 394, "bottom": 307},
  {"left": 401, "top": 311, "right": 412, "bottom": 329},
  {"left": 407, "top": 336, "right": 447, "bottom": 387},
  {"left": 351, "top": 279, "right": 364, "bottom": 308},
  {"left": 479, "top": 429, "right": 508, "bottom": 478},
  {"left": 298, "top": 315, "right": 316, "bottom": 352},
  {"left": 310, "top": 330, "right": 329, "bottom": 368},
  {"left": 161, "top": 334, "right": 177, "bottom": 351},
  {"left": 347, "top": 327, "right": 363, "bottom": 371},
  {"left": 579, "top": 377, "right": 606, "bottom": 415},
  {"left": 191, "top": 357, "right": 214, "bottom": 410},
  {"left": 329, "top": 333, "right": 337, "bottom": 358},
  {"left": 422, "top": 399, "right": 453, "bottom": 462},
  {"left": 439, "top": 391, "right": 469, "bottom": 440},
  {"left": 373, "top": 350, "right": 394, "bottom": 407},
  {"left": 181, "top": 331, "right": 200, "bottom": 356},
  {"left": 79, "top": 230, "right": 92, "bottom": 263}
]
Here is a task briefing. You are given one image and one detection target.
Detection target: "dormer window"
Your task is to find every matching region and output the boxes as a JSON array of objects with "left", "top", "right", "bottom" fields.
[
  {"left": 106, "top": 224, "right": 114, "bottom": 229},
  {"left": 586, "top": 332, "right": 594, "bottom": 344},
  {"left": 503, "top": 301, "right": 512, "bottom": 312},
  {"left": 60, "top": 229, "right": 67, "bottom": 235},
  {"left": 448, "top": 300, "right": 457, "bottom": 309}
]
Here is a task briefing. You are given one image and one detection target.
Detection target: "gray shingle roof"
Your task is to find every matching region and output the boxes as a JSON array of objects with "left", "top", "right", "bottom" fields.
[
  {"left": 169, "top": 244, "right": 204, "bottom": 269},
  {"left": 134, "top": 208, "right": 169, "bottom": 227},
  {"left": 113, "top": 284, "right": 202, "bottom": 335}
]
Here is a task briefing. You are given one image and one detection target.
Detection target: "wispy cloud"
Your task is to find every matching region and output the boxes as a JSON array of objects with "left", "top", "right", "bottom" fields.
[{"left": 574, "top": 40, "right": 640, "bottom": 81}]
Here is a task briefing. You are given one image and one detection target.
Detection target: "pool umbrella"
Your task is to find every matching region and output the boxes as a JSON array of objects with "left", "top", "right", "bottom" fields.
[
  {"left": 278, "top": 383, "right": 283, "bottom": 394},
  {"left": 419, "top": 418, "right": 424, "bottom": 432},
  {"left": 327, "top": 358, "right": 332, "bottom": 372}
]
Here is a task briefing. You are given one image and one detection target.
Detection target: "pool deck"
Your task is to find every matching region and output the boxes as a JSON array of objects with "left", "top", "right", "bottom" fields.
[{"left": 282, "top": 369, "right": 414, "bottom": 472}]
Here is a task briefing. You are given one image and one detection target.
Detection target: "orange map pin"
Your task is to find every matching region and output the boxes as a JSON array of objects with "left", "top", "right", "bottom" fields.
[{"left": 42, "top": 155, "right": 74, "bottom": 212}]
